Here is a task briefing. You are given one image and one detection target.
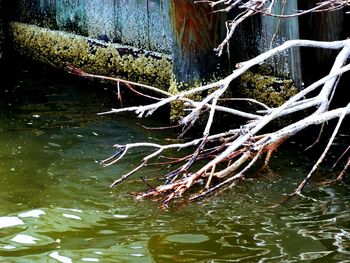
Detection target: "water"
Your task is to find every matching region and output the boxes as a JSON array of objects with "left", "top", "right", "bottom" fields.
[{"left": 0, "top": 67, "right": 349, "bottom": 262}]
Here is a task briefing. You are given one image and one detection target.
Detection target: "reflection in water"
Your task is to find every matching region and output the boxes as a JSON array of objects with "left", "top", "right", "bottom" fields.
[
  {"left": 0, "top": 67, "right": 349, "bottom": 262},
  {"left": 0, "top": 217, "right": 24, "bottom": 228}
]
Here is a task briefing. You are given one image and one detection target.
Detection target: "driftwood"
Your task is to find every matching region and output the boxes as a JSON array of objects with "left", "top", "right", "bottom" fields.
[
  {"left": 69, "top": 38, "right": 349, "bottom": 207},
  {"left": 68, "top": 1, "right": 349, "bottom": 207}
]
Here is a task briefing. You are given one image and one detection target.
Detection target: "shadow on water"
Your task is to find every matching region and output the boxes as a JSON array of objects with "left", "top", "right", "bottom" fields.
[{"left": 0, "top": 65, "right": 349, "bottom": 262}]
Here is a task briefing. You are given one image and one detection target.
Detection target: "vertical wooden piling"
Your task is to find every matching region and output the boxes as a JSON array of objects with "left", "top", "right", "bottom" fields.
[
  {"left": 259, "top": 0, "right": 302, "bottom": 88},
  {"left": 169, "top": 0, "right": 227, "bottom": 86},
  {"left": 299, "top": 0, "right": 346, "bottom": 80}
]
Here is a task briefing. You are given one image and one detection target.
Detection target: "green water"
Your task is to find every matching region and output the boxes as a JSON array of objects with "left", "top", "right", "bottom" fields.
[{"left": 0, "top": 68, "right": 349, "bottom": 262}]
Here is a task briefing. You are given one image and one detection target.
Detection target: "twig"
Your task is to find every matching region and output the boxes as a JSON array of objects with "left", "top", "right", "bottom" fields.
[
  {"left": 137, "top": 123, "right": 181, "bottom": 130},
  {"left": 293, "top": 102, "right": 350, "bottom": 194},
  {"left": 91, "top": 39, "right": 350, "bottom": 205},
  {"left": 336, "top": 156, "right": 350, "bottom": 180},
  {"left": 196, "top": 0, "right": 350, "bottom": 56},
  {"left": 190, "top": 148, "right": 263, "bottom": 201},
  {"left": 332, "top": 145, "right": 350, "bottom": 170},
  {"left": 219, "top": 97, "right": 270, "bottom": 110},
  {"left": 110, "top": 161, "right": 147, "bottom": 188},
  {"left": 67, "top": 65, "right": 171, "bottom": 97}
]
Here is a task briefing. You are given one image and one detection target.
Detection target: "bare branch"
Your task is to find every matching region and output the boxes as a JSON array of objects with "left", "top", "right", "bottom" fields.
[
  {"left": 293, "top": 102, "right": 350, "bottom": 194},
  {"left": 195, "top": 0, "right": 350, "bottom": 55},
  {"left": 85, "top": 38, "right": 350, "bottom": 205}
]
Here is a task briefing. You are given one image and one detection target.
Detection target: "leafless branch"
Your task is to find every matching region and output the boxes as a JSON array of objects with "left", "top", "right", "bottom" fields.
[
  {"left": 82, "top": 39, "right": 350, "bottom": 206},
  {"left": 195, "top": 0, "right": 350, "bottom": 55}
]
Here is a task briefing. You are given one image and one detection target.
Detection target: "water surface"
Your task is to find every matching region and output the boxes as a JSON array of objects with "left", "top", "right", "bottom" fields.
[{"left": 0, "top": 68, "right": 349, "bottom": 262}]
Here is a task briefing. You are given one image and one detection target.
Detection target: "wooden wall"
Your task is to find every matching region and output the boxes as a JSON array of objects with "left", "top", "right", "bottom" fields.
[
  {"left": 11, "top": 0, "right": 173, "bottom": 54},
  {"left": 8, "top": 0, "right": 350, "bottom": 87}
]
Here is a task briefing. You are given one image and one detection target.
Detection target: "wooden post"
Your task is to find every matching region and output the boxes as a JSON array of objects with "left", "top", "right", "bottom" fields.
[
  {"left": 298, "top": 0, "right": 346, "bottom": 80},
  {"left": 169, "top": 0, "right": 227, "bottom": 86},
  {"left": 259, "top": 0, "right": 302, "bottom": 88}
]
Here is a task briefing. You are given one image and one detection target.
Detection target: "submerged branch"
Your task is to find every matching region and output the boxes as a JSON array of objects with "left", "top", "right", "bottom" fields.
[{"left": 70, "top": 38, "right": 350, "bottom": 206}]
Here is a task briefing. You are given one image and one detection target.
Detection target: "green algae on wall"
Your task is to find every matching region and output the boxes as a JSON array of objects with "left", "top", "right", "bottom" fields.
[
  {"left": 11, "top": 0, "right": 173, "bottom": 54},
  {"left": 10, "top": 22, "right": 172, "bottom": 89},
  {"left": 238, "top": 70, "right": 298, "bottom": 108},
  {"left": 168, "top": 77, "right": 206, "bottom": 122},
  {"left": 8, "top": 22, "right": 299, "bottom": 121}
]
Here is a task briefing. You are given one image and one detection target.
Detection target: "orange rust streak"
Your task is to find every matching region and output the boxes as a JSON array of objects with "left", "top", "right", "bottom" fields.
[{"left": 170, "top": 0, "right": 220, "bottom": 53}]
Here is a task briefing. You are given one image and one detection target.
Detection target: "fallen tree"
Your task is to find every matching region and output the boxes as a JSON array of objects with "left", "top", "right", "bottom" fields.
[
  {"left": 70, "top": 38, "right": 349, "bottom": 206},
  {"left": 69, "top": 1, "right": 349, "bottom": 207}
]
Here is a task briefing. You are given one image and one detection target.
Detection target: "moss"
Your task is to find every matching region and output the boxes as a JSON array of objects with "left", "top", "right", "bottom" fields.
[
  {"left": 9, "top": 22, "right": 172, "bottom": 89},
  {"left": 168, "top": 77, "right": 217, "bottom": 122},
  {"left": 168, "top": 77, "right": 184, "bottom": 122},
  {"left": 238, "top": 70, "right": 298, "bottom": 108},
  {"left": 9, "top": 23, "right": 298, "bottom": 122}
]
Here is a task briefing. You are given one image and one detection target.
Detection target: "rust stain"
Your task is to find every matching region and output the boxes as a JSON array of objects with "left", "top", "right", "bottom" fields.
[{"left": 170, "top": 0, "right": 222, "bottom": 54}]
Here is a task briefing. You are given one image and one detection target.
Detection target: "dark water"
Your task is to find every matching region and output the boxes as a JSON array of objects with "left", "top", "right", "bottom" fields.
[{"left": 0, "top": 68, "right": 349, "bottom": 262}]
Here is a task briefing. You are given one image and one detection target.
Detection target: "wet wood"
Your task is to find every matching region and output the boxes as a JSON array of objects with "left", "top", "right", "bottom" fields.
[{"left": 169, "top": 0, "right": 226, "bottom": 85}]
